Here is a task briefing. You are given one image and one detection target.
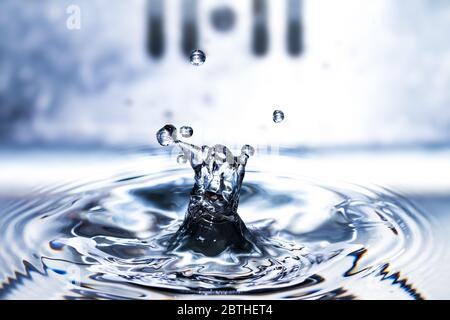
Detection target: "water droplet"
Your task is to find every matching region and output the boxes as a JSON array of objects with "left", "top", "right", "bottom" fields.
[
  {"left": 190, "top": 49, "right": 206, "bottom": 66},
  {"left": 156, "top": 125, "right": 177, "bottom": 146},
  {"left": 180, "top": 126, "right": 193, "bottom": 138},
  {"left": 241, "top": 145, "right": 255, "bottom": 157},
  {"left": 177, "top": 154, "right": 187, "bottom": 164},
  {"left": 273, "top": 110, "right": 285, "bottom": 123}
]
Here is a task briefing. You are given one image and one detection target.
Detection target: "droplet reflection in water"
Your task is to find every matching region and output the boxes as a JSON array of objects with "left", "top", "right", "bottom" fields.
[
  {"left": 273, "top": 110, "right": 285, "bottom": 123},
  {"left": 190, "top": 49, "right": 206, "bottom": 66}
]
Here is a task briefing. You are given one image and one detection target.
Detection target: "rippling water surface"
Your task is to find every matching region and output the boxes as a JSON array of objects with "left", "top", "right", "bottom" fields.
[{"left": 0, "top": 152, "right": 439, "bottom": 299}]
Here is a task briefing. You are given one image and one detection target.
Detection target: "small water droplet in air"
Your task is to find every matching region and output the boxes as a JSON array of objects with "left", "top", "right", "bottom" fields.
[
  {"left": 273, "top": 110, "right": 285, "bottom": 123},
  {"left": 190, "top": 49, "right": 206, "bottom": 66},
  {"left": 180, "top": 126, "right": 193, "bottom": 138},
  {"left": 241, "top": 144, "right": 255, "bottom": 157},
  {"left": 177, "top": 154, "right": 187, "bottom": 164},
  {"left": 156, "top": 125, "right": 177, "bottom": 146}
]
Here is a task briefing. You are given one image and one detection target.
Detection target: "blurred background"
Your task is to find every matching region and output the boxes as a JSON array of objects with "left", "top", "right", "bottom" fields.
[
  {"left": 0, "top": 0, "right": 450, "bottom": 298},
  {"left": 0, "top": 0, "right": 449, "bottom": 148}
]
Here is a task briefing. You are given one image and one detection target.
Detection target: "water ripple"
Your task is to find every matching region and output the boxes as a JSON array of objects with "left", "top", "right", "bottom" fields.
[{"left": 0, "top": 157, "right": 435, "bottom": 299}]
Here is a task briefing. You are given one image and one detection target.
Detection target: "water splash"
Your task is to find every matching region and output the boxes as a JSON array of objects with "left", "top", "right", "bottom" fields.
[
  {"left": 157, "top": 124, "right": 259, "bottom": 256},
  {"left": 0, "top": 149, "right": 434, "bottom": 299},
  {"left": 0, "top": 125, "right": 437, "bottom": 298}
]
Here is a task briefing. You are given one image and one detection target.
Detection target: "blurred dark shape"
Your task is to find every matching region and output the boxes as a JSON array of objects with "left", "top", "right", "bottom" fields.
[
  {"left": 252, "top": 0, "right": 269, "bottom": 56},
  {"left": 181, "top": 0, "right": 199, "bottom": 58},
  {"left": 287, "top": 0, "right": 303, "bottom": 56},
  {"left": 0, "top": 102, "right": 33, "bottom": 139},
  {"left": 210, "top": 6, "right": 236, "bottom": 32},
  {"left": 146, "top": 0, "right": 165, "bottom": 59},
  {"left": 163, "top": 109, "right": 174, "bottom": 120}
]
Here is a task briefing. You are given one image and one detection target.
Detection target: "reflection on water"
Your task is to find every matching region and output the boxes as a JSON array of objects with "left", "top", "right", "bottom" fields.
[{"left": 0, "top": 148, "right": 447, "bottom": 299}]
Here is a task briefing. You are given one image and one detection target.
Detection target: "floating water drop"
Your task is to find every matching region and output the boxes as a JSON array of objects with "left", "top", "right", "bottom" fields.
[
  {"left": 156, "top": 124, "right": 177, "bottom": 146},
  {"left": 190, "top": 49, "right": 206, "bottom": 66},
  {"left": 273, "top": 110, "right": 285, "bottom": 123},
  {"left": 241, "top": 144, "right": 255, "bottom": 157},
  {"left": 177, "top": 154, "right": 187, "bottom": 164},
  {"left": 180, "top": 126, "right": 193, "bottom": 138}
]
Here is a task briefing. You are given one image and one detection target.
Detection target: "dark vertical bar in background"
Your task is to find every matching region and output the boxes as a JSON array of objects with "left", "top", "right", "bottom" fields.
[
  {"left": 181, "top": 0, "right": 199, "bottom": 57},
  {"left": 252, "top": 0, "right": 269, "bottom": 56},
  {"left": 146, "top": 0, "right": 165, "bottom": 59},
  {"left": 287, "top": 0, "right": 303, "bottom": 56}
]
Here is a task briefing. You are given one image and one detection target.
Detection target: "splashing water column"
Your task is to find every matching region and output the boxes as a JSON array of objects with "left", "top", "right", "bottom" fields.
[{"left": 156, "top": 125, "right": 260, "bottom": 256}]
